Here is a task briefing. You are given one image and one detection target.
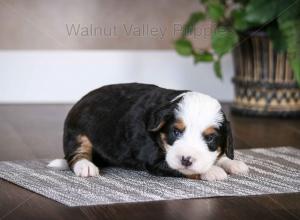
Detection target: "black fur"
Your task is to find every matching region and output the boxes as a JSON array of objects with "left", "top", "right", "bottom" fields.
[
  {"left": 218, "top": 111, "right": 234, "bottom": 159},
  {"left": 64, "top": 83, "right": 186, "bottom": 177}
]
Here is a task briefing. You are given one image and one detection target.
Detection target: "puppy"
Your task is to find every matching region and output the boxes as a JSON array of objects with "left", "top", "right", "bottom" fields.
[{"left": 48, "top": 83, "right": 248, "bottom": 181}]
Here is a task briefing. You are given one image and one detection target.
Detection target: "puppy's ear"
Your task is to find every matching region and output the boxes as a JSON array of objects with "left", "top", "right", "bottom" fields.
[
  {"left": 220, "top": 111, "right": 234, "bottom": 159},
  {"left": 147, "top": 101, "right": 179, "bottom": 132}
]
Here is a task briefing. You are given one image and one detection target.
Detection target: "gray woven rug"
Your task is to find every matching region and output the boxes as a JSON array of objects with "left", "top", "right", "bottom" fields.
[{"left": 0, "top": 147, "right": 299, "bottom": 207}]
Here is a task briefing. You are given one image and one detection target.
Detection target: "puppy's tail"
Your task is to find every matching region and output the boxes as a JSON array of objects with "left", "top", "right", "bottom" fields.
[{"left": 47, "top": 159, "right": 69, "bottom": 170}]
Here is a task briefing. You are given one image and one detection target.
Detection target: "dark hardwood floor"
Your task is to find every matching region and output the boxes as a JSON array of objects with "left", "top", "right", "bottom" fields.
[{"left": 0, "top": 104, "right": 299, "bottom": 220}]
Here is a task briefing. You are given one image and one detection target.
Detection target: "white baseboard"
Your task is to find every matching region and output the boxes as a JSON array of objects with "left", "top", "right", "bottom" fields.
[{"left": 0, "top": 50, "right": 234, "bottom": 103}]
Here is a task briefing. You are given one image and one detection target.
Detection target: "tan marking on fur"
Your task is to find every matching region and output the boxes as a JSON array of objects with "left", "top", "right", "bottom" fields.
[
  {"left": 159, "top": 133, "right": 169, "bottom": 151},
  {"left": 217, "top": 146, "right": 224, "bottom": 159},
  {"left": 186, "top": 174, "right": 201, "bottom": 180},
  {"left": 174, "top": 118, "right": 185, "bottom": 131},
  {"left": 149, "top": 121, "right": 165, "bottom": 132},
  {"left": 69, "top": 135, "right": 93, "bottom": 168},
  {"left": 203, "top": 126, "right": 217, "bottom": 136}
]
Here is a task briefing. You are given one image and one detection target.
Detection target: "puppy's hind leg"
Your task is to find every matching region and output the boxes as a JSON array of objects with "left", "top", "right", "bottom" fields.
[{"left": 65, "top": 134, "right": 100, "bottom": 177}]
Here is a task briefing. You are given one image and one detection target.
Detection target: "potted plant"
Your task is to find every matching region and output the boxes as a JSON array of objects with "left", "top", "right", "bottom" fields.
[{"left": 175, "top": 0, "right": 300, "bottom": 117}]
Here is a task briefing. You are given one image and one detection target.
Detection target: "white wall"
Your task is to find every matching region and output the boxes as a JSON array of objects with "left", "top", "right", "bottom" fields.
[{"left": 0, "top": 50, "right": 234, "bottom": 103}]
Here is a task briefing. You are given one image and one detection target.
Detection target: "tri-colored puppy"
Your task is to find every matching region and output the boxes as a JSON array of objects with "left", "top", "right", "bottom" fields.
[{"left": 48, "top": 83, "right": 248, "bottom": 181}]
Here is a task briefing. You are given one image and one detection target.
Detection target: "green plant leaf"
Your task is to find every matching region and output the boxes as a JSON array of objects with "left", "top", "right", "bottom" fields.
[
  {"left": 182, "top": 12, "right": 206, "bottom": 36},
  {"left": 207, "top": 2, "right": 225, "bottom": 21},
  {"left": 232, "top": 9, "right": 249, "bottom": 31},
  {"left": 213, "top": 59, "right": 222, "bottom": 79},
  {"left": 234, "top": 0, "right": 251, "bottom": 5},
  {"left": 175, "top": 39, "right": 193, "bottom": 56},
  {"left": 267, "top": 22, "right": 287, "bottom": 52},
  {"left": 277, "top": 0, "right": 300, "bottom": 23},
  {"left": 245, "top": 0, "right": 277, "bottom": 24},
  {"left": 278, "top": 20, "right": 300, "bottom": 85},
  {"left": 212, "top": 27, "right": 239, "bottom": 56},
  {"left": 193, "top": 52, "right": 214, "bottom": 63},
  {"left": 200, "top": 0, "right": 209, "bottom": 4}
]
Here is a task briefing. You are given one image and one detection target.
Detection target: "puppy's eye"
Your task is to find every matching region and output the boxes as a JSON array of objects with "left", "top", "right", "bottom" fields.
[
  {"left": 205, "top": 134, "right": 215, "bottom": 143},
  {"left": 173, "top": 128, "right": 183, "bottom": 138}
]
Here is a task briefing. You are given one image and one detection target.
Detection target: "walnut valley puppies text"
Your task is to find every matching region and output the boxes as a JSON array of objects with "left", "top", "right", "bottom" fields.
[{"left": 65, "top": 23, "right": 212, "bottom": 40}]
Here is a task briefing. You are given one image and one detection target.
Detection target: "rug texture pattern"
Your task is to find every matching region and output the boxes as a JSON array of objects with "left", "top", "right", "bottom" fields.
[{"left": 0, "top": 147, "right": 299, "bottom": 207}]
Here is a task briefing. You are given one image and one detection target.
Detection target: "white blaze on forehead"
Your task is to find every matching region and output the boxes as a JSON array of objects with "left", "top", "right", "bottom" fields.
[{"left": 174, "top": 92, "right": 223, "bottom": 129}]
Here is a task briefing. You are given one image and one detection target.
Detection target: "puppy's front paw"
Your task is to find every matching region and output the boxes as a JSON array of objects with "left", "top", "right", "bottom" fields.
[
  {"left": 220, "top": 159, "right": 249, "bottom": 175},
  {"left": 201, "top": 165, "right": 227, "bottom": 181},
  {"left": 73, "top": 159, "right": 100, "bottom": 177}
]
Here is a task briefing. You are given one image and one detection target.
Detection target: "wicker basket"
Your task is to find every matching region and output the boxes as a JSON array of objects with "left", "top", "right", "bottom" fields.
[{"left": 231, "top": 32, "right": 300, "bottom": 117}]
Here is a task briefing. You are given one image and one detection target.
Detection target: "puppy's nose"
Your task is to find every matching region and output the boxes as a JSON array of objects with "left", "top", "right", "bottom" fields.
[{"left": 181, "top": 156, "right": 193, "bottom": 167}]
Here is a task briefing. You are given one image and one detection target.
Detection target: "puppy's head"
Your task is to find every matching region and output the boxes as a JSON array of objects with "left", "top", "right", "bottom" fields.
[{"left": 147, "top": 92, "right": 234, "bottom": 175}]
